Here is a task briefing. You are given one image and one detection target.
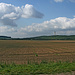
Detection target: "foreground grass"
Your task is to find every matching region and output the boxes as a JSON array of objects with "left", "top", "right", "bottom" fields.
[{"left": 0, "top": 61, "right": 75, "bottom": 75}]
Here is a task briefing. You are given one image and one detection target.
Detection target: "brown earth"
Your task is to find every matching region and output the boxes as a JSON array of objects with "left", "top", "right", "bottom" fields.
[{"left": 0, "top": 40, "right": 75, "bottom": 64}]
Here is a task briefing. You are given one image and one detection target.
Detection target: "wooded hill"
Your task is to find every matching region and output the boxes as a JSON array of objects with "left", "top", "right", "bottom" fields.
[
  {"left": 0, "top": 35, "right": 75, "bottom": 40},
  {"left": 0, "top": 36, "right": 11, "bottom": 40}
]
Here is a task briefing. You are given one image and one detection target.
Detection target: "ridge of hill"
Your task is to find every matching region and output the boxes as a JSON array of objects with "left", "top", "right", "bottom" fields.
[
  {"left": 0, "top": 36, "right": 11, "bottom": 39},
  {"left": 0, "top": 35, "right": 75, "bottom": 40}
]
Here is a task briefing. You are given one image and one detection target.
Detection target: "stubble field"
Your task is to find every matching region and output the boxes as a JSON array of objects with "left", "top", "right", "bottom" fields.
[{"left": 0, "top": 40, "right": 75, "bottom": 64}]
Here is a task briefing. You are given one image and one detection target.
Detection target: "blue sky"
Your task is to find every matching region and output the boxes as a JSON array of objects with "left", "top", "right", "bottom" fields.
[{"left": 0, "top": 0, "right": 75, "bottom": 38}]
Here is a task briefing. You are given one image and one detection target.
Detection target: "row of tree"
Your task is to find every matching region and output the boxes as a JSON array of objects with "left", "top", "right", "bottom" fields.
[{"left": 0, "top": 35, "right": 75, "bottom": 40}]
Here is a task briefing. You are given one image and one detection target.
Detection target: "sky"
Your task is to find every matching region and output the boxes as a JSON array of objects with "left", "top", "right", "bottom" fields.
[{"left": 0, "top": 0, "right": 75, "bottom": 38}]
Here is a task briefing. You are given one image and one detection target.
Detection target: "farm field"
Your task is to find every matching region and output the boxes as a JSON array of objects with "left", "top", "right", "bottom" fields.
[{"left": 0, "top": 40, "right": 75, "bottom": 64}]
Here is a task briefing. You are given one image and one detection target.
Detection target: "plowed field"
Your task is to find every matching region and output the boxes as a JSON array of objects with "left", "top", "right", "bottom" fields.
[{"left": 0, "top": 40, "right": 75, "bottom": 64}]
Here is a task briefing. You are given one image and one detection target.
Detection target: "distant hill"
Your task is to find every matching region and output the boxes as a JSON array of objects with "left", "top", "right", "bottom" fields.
[
  {"left": 0, "top": 36, "right": 11, "bottom": 40},
  {"left": 0, "top": 35, "right": 75, "bottom": 40},
  {"left": 24, "top": 35, "right": 75, "bottom": 40}
]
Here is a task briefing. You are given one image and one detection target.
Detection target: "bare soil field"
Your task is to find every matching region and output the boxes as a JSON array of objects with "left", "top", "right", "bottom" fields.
[{"left": 0, "top": 40, "right": 75, "bottom": 64}]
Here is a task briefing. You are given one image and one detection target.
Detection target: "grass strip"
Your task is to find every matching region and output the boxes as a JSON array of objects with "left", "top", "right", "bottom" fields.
[{"left": 0, "top": 61, "right": 75, "bottom": 75}]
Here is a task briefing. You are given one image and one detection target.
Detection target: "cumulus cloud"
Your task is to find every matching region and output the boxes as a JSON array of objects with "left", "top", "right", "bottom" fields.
[
  {"left": 54, "top": 0, "right": 75, "bottom": 2},
  {"left": 0, "top": 3, "right": 44, "bottom": 26},
  {"left": 21, "top": 17, "right": 75, "bottom": 32},
  {"left": 73, "top": 15, "right": 75, "bottom": 17},
  {"left": 0, "top": 17, "right": 75, "bottom": 38},
  {"left": 19, "top": 17, "right": 75, "bottom": 37},
  {"left": 21, "top": 4, "right": 44, "bottom": 18},
  {"left": 54, "top": 0, "right": 64, "bottom": 2},
  {"left": 69, "top": 0, "right": 75, "bottom": 2},
  {"left": 0, "top": 26, "right": 7, "bottom": 33},
  {"left": 0, "top": 26, "right": 17, "bottom": 33}
]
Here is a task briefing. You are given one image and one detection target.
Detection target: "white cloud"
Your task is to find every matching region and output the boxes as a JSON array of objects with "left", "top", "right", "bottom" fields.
[
  {"left": 73, "top": 15, "right": 75, "bottom": 17},
  {"left": 21, "top": 17, "right": 75, "bottom": 32},
  {"left": 54, "top": 0, "right": 75, "bottom": 2},
  {"left": 0, "top": 26, "right": 17, "bottom": 33},
  {"left": 0, "top": 17, "right": 75, "bottom": 38},
  {"left": 21, "top": 4, "right": 44, "bottom": 18},
  {"left": 54, "top": 0, "right": 64, "bottom": 2},
  {"left": 0, "top": 26, "right": 7, "bottom": 32},
  {"left": 19, "top": 17, "right": 75, "bottom": 37},
  {"left": 0, "top": 3, "right": 44, "bottom": 26},
  {"left": 69, "top": 0, "right": 75, "bottom": 2}
]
